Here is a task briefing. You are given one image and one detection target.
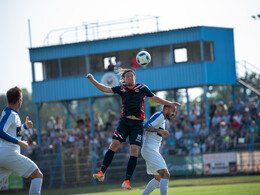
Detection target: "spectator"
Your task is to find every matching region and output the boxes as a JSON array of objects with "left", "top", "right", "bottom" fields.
[
  {"left": 131, "top": 53, "right": 139, "bottom": 69},
  {"left": 217, "top": 101, "right": 227, "bottom": 113},
  {"left": 211, "top": 111, "right": 221, "bottom": 130},
  {"left": 84, "top": 114, "right": 91, "bottom": 130},
  {"left": 198, "top": 121, "right": 209, "bottom": 137},
  {"left": 222, "top": 111, "right": 231, "bottom": 124},
  {"left": 94, "top": 113, "right": 103, "bottom": 132},
  {"left": 249, "top": 102, "right": 258, "bottom": 119},
  {"left": 198, "top": 133, "right": 207, "bottom": 153},
  {"left": 47, "top": 116, "right": 56, "bottom": 134},
  {"left": 175, "top": 127, "right": 183, "bottom": 141},
  {"left": 41, "top": 135, "right": 53, "bottom": 154},
  {"left": 228, "top": 101, "right": 236, "bottom": 119},
  {"left": 167, "top": 134, "right": 176, "bottom": 155},
  {"left": 192, "top": 102, "right": 200, "bottom": 116},
  {"left": 205, "top": 134, "right": 215, "bottom": 153},
  {"left": 242, "top": 114, "right": 252, "bottom": 130},
  {"left": 228, "top": 130, "right": 237, "bottom": 150},
  {"left": 189, "top": 109, "right": 197, "bottom": 126},
  {"left": 104, "top": 111, "right": 115, "bottom": 131},
  {"left": 107, "top": 59, "right": 115, "bottom": 71},
  {"left": 178, "top": 109, "right": 186, "bottom": 121},
  {"left": 25, "top": 137, "right": 39, "bottom": 160},
  {"left": 219, "top": 121, "right": 228, "bottom": 138},
  {"left": 31, "top": 128, "right": 38, "bottom": 143},
  {"left": 256, "top": 113, "right": 260, "bottom": 130},
  {"left": 246, "top": 120, "right": 259, "bottom": 143},
  {"left": 190, "top": 143, "right": 201, "bottom": 155},
  {"left": 55, "top": 116, "right": 63, "bottom": 132},
  {"left": 230, "top": 116, "right": 241, "bottom": 137},
  {"left": 234, "top": 111, "right": 243, "bottom": 124},
  {"left": 199, "top": 102, "right": 206, "bottom": 119},
  {"left": 235, "top": 98, "right": 244, "bottom": 112},
  {"left": 209, "top": 100, "right": 217, "bottom": 120},
  {"left": 193, "top": 120, "right": 201, "bottom": 135},
  {"left": 253, "top": 96, "right": 260, "bottom": 112}
]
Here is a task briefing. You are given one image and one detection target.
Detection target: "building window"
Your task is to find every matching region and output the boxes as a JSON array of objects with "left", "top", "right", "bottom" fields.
[
  {"left": 61, "top": 56, "right": 86, "bottom": 77},
  {"left": 204, "top": 41, "right": 214, "bottom": 61},
  {"left": 43, "top": 59, "right": 59, "bottom": 80},
  {"left": 174, "top": 48, "right": 188, "bottom": 63},
  {"left": 104, "top": 56, "right": 116, "bottom": 71}
]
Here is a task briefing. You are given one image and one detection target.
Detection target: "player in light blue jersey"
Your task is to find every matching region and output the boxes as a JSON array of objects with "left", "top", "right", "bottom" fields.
[
  {"left": 0, "top": 87, "right": 43, "bottom": 194},
  {"left": 141, "top": 105, "right": 177, "bottom": 195}
]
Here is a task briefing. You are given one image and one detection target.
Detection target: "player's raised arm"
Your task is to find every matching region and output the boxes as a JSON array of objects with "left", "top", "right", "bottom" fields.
[
  {"left": 86, "top": 73, "right": 113, "bottom": 93},
  {"left": 148, "top": 95, "right": 182, "bottom": 107}
]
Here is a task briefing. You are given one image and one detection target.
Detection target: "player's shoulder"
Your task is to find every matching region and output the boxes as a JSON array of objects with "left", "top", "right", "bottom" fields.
[
  {"left": 1, "top": 107, "right": 16, "bottom": 121},
  {"left": 135, "top": 83, "right": 149, "bottom": 90},
  {"left": 149, "top": 111, "right": 164, "bottom": 122}
]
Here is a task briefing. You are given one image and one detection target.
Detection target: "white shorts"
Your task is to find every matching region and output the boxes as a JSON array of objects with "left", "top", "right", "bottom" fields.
[
  {"left": 0, "top": 148, "right": 38, "bottom": 183},
  {"left": 141, "top": 147, "right": 167, "bottom": 175}
]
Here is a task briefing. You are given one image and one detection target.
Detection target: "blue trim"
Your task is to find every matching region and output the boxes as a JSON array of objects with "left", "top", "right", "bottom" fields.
[
  {"left": 144, "top": 111, "right": 163, "bottom": 129},
  {"left": 6, "top": 107, "right": 18, "bottom": 114},
  {"left": 0, "top": 107, "right": 19, "bottom": 144},
  {"left": 23, "top": 123, "right": 28, "bottom": 129}
]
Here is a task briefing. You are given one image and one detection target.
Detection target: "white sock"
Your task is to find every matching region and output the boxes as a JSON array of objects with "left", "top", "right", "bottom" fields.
[
  {"left": 29, "top": 178, "right": 42, "bottom": 195},
  {"left": 142, "top": 178, "right": 159, "bottom": 195},
  {"left": 160, "top": 178, "right": 169, "bottom": 195}
]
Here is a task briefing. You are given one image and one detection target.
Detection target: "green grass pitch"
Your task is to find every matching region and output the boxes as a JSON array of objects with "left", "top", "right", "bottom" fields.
[{"left": 5, "top": 175, "right": 260, "bottom": 195}]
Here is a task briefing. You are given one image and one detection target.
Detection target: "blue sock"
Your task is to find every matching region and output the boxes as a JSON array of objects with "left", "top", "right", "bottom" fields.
[
  {"left": 101, "top": 149, "right": 115, "bottom": 173},
  {"left": 125, "top": 156, "right": 137, "bottom": 181}
]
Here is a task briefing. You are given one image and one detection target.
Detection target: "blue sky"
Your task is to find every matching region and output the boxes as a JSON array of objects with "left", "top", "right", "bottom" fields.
[{"left": 0, "top": 0, "right": 259, "bottom": 96}]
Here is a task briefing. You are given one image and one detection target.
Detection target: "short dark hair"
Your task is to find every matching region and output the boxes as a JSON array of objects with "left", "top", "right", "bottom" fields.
[
  {"left": 163, "top": 105, "right": 176, "bottom": 112},
  {"left": 6, "top": 87, "right": 22, "bottom": 105}
]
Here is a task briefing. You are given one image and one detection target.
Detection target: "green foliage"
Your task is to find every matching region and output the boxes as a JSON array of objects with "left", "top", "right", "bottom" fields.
[{"left": 0, "top": 94, "right": 7, "bottom": 113}]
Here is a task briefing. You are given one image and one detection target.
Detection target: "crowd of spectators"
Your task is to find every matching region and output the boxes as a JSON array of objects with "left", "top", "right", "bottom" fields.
[{"left": 21, "top": 96, "right": 260, "bottom": 161}]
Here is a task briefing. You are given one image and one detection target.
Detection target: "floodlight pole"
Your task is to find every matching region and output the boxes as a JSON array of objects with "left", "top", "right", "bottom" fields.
[{"left": 28, "top": 19, "right": 32, "bottom": 47}]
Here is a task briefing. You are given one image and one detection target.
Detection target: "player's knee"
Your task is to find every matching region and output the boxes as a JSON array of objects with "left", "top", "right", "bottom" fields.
[
  {"left": 109, "top": 140, "right": 121, "bottom": 151},
  {"left": 164, "top": 170, "right": 170, "bottom": 179},
  {"left": 130, "top": 145, "right": 140, "bottom": 157},
  {"left": 29, "top": 169, "right": 43, "bottom": 179},
  {"left": 157, "top": 169, "right": 165, "bottom": 178},
  {"left": 38, "top": 170, "right": 43, "bottom": 179},
  {"left": 158, "top": 169, "right": 170, "bottom": 179}
]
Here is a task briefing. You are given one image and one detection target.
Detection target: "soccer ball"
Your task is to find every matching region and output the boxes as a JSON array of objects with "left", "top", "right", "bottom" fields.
[{"left": 136, "top": 51, "right": 151, "bottom": 67}]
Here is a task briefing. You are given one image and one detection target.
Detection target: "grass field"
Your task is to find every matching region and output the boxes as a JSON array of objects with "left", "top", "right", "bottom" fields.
[
  {"left": 4, "top": 175, "right": 260, "bottom": 195},
  {"left": 83, "top": 183, "right": 260, "bottom": 195}
]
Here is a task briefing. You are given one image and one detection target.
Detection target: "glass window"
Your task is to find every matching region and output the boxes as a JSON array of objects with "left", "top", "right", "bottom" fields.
[
  {"left": 174, "top": 48, "right": 188, "bottom": 63},
  {"left": 204, "top": 41, "right": 214, "bottom": 61}
]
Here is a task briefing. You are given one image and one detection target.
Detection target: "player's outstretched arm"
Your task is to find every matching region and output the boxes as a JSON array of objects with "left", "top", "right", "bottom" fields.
[
  {"left": 148, "top": 95, "right": 182, "bottom": 107},
  {"left": 86, "top": 73, "right": 113, "bottom": 93},
  {"left": 145, "top": 126, "right": 170, "bottom": 136}
]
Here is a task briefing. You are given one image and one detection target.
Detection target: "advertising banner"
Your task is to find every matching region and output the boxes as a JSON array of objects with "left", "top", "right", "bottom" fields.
[
  {"left": 236, "top": 151, "right": 260, "bottom": 173},
  {"left": 8, "top": 173, "right": 23, "bottom": 190},
  {"left": 203, "top": 152, "right": 236, "bottom": 175},
  {"left": 165, "top": 155, "right": 203, "bottom": 176}
]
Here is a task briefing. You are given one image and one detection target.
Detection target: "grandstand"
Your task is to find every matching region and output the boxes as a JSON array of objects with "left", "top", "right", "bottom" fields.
[{"left": 3, "top": 17, "right": 260, "bottom": 192}]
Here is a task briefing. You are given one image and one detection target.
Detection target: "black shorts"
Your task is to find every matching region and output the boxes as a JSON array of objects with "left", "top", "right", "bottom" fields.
[{"left": 112, "top": 117, "right": 144, "bottom": 146}]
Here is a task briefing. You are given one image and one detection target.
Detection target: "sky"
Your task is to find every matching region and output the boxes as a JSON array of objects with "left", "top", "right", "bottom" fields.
[{"left": 0, "top": 0, "right": 259, "bottom": 96}]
